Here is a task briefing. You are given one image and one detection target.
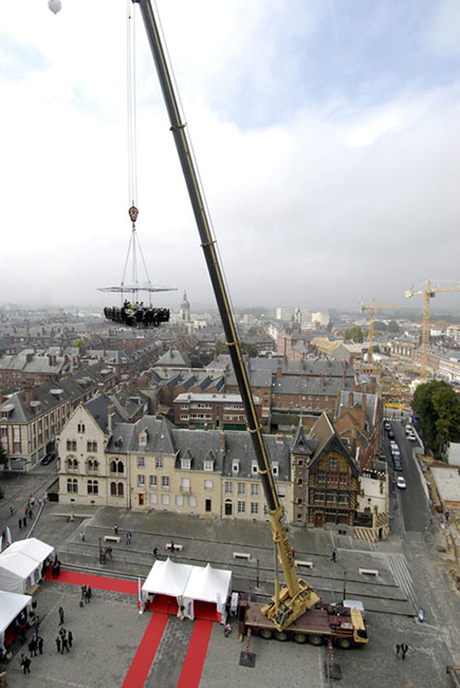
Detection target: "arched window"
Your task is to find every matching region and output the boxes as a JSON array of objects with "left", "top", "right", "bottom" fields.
[
  {"left": 88, "top": 480, "right": 99, "bottom": 495},
  {"left": 67, "top": 457, "right": 78, "bottom": 471},
  {"left": 93, "top": 460, "right": 99, "bottom": 472},
  {"left": 67, "top": 458, "right": 72, "bottom": 471},
  {"left": 110, "top": 460, "right": 117, "bottom": 473},
  {"left": 67, "top": 478, "right": 78, "bottom": 493},
  {"left": 117, "top": 482, "right": 124, "bottom": 497},
  {"left": 117, "top": 461, "right": 124, "bottom": 474},
  {"left": 110, "top": 482, "right": 117, "bottom": 496},
  {"left": 88, "top": 459, "right": 99, "bottom": 473},
  {"left": 73, "top": 459, "right": 78, "bottom": 470},
  {"left": 88, "top": 459, "right": 93, "bottom": 472}
]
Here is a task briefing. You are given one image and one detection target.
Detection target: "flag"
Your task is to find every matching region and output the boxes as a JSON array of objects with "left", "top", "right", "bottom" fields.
[{"left": 5, "top": 526, "right": 12, "bottom": 547}]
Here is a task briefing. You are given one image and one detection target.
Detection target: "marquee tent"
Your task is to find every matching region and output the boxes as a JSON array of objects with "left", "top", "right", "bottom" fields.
[
  {"left": 182, "top": 563, "right": 232, "bottom": 605},
  {"left": 6, "top": 538, "right": 55, "bottom": 571},
  {"left": 0, "top": 551, "right": 42, "bottom": 594},
  {"left": 142, "top": 558, "right": 192, "bottom": 599},
  {"left": 0, "top": 590, "right": 32, "bottom": 651}
]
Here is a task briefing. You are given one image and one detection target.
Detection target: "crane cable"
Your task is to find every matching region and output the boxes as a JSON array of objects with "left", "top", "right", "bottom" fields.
[{"left": 127, "top": 0, "right": 138, "bottom": 221}]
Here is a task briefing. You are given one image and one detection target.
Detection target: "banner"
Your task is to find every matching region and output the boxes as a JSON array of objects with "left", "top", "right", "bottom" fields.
[{"left": 5, "top": 526, "right": 12, "bottom": 547}]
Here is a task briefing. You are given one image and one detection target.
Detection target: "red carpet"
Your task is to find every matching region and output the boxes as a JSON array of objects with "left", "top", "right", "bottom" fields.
[
  {"left": 122, "top": 612, "right": 169, "bottom": 688},
  {"left": 45, "top": 568, "right": 137, "bottom": 595},
  {"left": 177, "top": 620, "right": 213, "bottom": 688}
]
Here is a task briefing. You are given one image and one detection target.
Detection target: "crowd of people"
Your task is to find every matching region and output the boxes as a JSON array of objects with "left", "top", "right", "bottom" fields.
[{"left": 103, "top": 301, "right": 170, "bottom": 328}]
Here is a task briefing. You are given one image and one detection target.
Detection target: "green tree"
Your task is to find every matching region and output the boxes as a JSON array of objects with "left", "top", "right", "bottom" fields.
[
  {"left": 344, "top": 325, "right": 364, "bottom": 343},
  {"left": 214, "top": 341, "right": 258, "bottom": 357},
  {"left": 412, "top": 380, "right": 460, "bottom": 457},
  {"left": 387, "top": 321, "right": 400, "bottom": 334},
  {"left": 0, "top": 443, "right": 8, "bottom": 474}
]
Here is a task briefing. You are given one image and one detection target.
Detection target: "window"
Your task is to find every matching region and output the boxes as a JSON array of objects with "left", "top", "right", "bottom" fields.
[
  {"left": 251, "top": 461, "right": 258, "bottom": 475},
  {"left": 272, "top": 462, "right": 279, "bottom": 476},
  {"left": 87, "top": 441, "right": 97, "bottom": 453},
  {"left": 250, "top": 483, "right": 259, "bottom": 497},
  {"left": 250, "top": 502, "right": 259, "bottom": 515},
  {"left": 278, "top": 486, "right": 286, "bottom": 498},
  {"left": 224, "top": 481, "right": 233, "bottom": 495},
  {"left": 66, "top": 440, "right": 77, "bottom": 452},
  {"left": 137, "top": 474, "right": 145, "bottom": 487},
  {"left": 189, "top": 495, "right": 197, "bottom": 507},
  {"left": 329, "top": 472, "right": 339, "bottom": 484},
  {"left": 339, "top": 473, "right": 348, "bottom": 485},
  {"left": 205, "top": 499, "right": 212, "bottom": 512},
  {"left": 204, "top": 479, "right": 213, "bottom": 491},
  {"left": 329, "top": 457, "right": 338, "bottom": 469},
  {"left": 317, "top": 471, "right": 326, "bottom": 485},
  {"left": 338, "top": 493, "right": 348, "bottom": 504},
  {"left": 203, "top": 460, "right": 214, "bottom": 472},
  {"left": 237, "top": 482, "right": 246, "bottom": 496},
  {"left": 155, "top": 457, "right": 163, "bottom": 469},
  {"left": 181, "top": 478, "right": 190, "bottom": 493},
  {"left": 67, "top": 458, "right": 78, "bottom": 471},
  {"left": 161, "top": 476, "right": 170, "bottom": 489},
  {"left": 77, "top": 423, "right": 85, "bottom": 433},
  {"left": 88, "top": 459, "right": 99, "bottom": 473},
  {"left": 117, "top": 483, "right": 124, "bottom": 497},
  {"left": 232, "top": 460, "right": 239, "bottom": 474},
  {"left": 139, "top": 433, "right": 147, "bottom": 446},
  {"left": 326, "top": 491, "right": 337, "bottom": 504},
  {"left": 149, "top": 475, "right": 157, "bottom": 489},
  {"left": 137, "top": 456, "right": 145, "bottom": 468},
  {"left": 181, "top": 459, "right": 191, "bottom": 470},
  {"left": 161, "top": 493, "right": 170, "bottom": 505},
  {"left": 67, "top": 478, "right": 78, "bottom": 493},
  {"left": 110, "top": 482, "right": 117, "bottom": 496},
  {"left": 237, "top": 501, "right": 246, "bottom": 514},
  {"left": 175, "top": 494, "right": 184, "bottom": 506},
  {"left": 314, "top": 490, "right": 325, "bottom": 503},
  {"left": 87, "top": 480, "right": 98, "bottom": 495},
  {"left": 149, "top": 493, "right": 158, "bottom": 505}
]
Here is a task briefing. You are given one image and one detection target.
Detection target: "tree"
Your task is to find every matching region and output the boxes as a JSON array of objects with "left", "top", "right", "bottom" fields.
[
  {"left": 344, "top": 326, "right": 364, "bottom": 343},
  {"left": 412, "top": 380, "right": 460, "bottom": 457},
  {"left": 387, "top": 321, "right": 400, "bottom": 334},
  {"left": 0, "top": 443, "right": 8, "bottom": 469},
  {"left": 214, "top": 340, "right": 258, "bottom": 357}
]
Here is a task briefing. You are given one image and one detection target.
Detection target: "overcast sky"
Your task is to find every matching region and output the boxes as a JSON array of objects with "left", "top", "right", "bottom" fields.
[{"left": 2, "top": 0, "right": 460, "bottom": 314}]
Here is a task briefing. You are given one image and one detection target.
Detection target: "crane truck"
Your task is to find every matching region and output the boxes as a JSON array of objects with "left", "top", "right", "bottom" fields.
[{"left": 131, "top": 0, "right": 368, "bottom": 649}]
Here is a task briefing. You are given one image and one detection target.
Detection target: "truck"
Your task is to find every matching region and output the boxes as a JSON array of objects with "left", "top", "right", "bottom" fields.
[{"left": 238, "top": 599, "right": 368, "bottom": 649}]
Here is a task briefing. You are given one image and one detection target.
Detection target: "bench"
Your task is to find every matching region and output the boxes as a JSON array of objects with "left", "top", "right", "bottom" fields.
[
  {"left": 359, "top": 568, "right": 379, "bottom": 577},
  {"left": 295, "top": 560, "right": 313, "bottom": 568},
  {"left": 233, "top": 552, "right": 251, "bottom": 561},
  {"left": 166, "top": 543, "right": 183, "bottom": 552},
  {"left": 104, "top": 535, "right": 121, "bottom": 543}
]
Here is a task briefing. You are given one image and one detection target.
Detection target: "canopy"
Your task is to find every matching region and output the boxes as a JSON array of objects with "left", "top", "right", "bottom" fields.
[
  {"left": 0, "top": 551, "right": 42, "bottom": 594},
  {"left": 0, "top": 591, "right": 32, "bottom": 634},
  {"left": 183, "top": 563, "right": 232, "bottom": 604},
  {"left": 6, "top": 538, "right": 55, "bottom": 566},
  {"left": 98, "top": 282, "right": 177, "bottom": 294},
  {"left": 142, "top": 558, "right": 192, "bottom": 598}
]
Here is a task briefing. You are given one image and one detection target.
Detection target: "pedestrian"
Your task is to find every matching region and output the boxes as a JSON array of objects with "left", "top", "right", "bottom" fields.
[
  {"left": 170, "top": 540, "right": 175, "bottom": 554},
  {"left": 291, "top": 547, "right": 295, "bottom": 559},
  {"left": 114, "top": 523, "right": 118, "bottom": 535},
  {"left": 401, "top": 642, "right": 408, "bottom": 660},
  {"left": 395, "top": 643, "right": 401, "bottom": 658},
  {"left": 153, "top": 546, "right": 158, "bottom": 559},
  {"left": 58, "top": 606, "right": 64, "bottom": 625},
  {"left": 331, "top": 550, "right": 337, "bottom": 563},
  {"left": 25, "top": 506, "right": 29, "bottom": 517},
  {"left": 61, "top": 633, "right": 70, "bottom": 654},
  {"left": 126, "top": 531, "right": 132, "bottom": 545},
  {"left": 28, "top": 638, "right": 37, "bottom": 657},
  {"left": 34, "top": 615, "right": 40, "bottom": 633},
  {"left": 68, "top": 630, "right": 73, "bottom": 648},
  {"left": 55, "top": 636, "right": 61, "bottom": 653},
  {"left": 29, "top": 508, "right": 33, "bottom": 519},
  {"left": 21, "top": 654, "right": 31, "bottom": 674},
  {"left": 19, "top": 518, "right": 22, "bottom": 530},
  {"left": 23, "top": 517, "right": 27, "bottom": 528},
  {"left": 59, "top": 627, "right": 66, "bottom": 639},
  {"left": 107, "top": 546, "right": 113, "bottom": 559},
  {"left": 38, "top": 636, "right": 44, "bottom": 655},
  {"left": 80, "top": 531, "right": 86, "bottom": 542},
  {"left": 87, "top": 585, "right": 92, "bottom": 602}
]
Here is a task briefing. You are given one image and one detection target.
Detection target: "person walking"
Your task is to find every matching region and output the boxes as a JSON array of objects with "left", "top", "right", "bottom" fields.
[
  {"left": 153, "top": 546, "right": 158, "bottom": 560},
  {"left": 55, "top": 636, "right": 61, "bottom": 654},
  {"left": 21, "top": 654, "right": 31, "bottom": 674},
  {"left": 401, "top": 642, "right": 409, "bottom": 660},
  {"left": 87, "top": 586, "right": 92, "bottom": 602},
  {"left": 80, "top": 531, "right": 86, "bottom": 542},
  {"left": 23, "top": 516, "right": 27, "bottom": 528},
  {"left": 18, "top": 518, "right": 22, "bottom": 530},
  {"left": 68, "top": 631, "right": 73, "bottom": 649},
  {"left": 81, "top": 585, "right": 87, "bottom": 602},
  {"left": 61, "top": 632, "right": 70, "bottom": 654},
  {"left": 126, "top": 531, "right": 132, "bottom": 545},
  {"left": 331, "top": 550, "right": 337, "bottom": 563},
  {"left": 395, "top": 643, "right": 401, "bottom": 658},
  {"left": 38, "top": 636, "right": 44, "bottom": 655},
  {"left": 58, "top": 606, "right": 64, "bottom": 625},
  {"left": 28, "top": 638, "right": 37, "bottom": 658},
  {"left": 114, "top": 523, "right": 118, "bottom": 536}
]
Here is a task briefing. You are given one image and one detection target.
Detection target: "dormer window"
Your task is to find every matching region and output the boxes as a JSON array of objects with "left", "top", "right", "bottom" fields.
[
  {"left": 181, "top": 458, "right": 191, "bottom": 470},
  {"left": 232, "top": 460, "right": 240, "bottom": 475},
  {"left": 204, "top": 460, "right": 214, "bottom": 472},
  {"left": 78, "top": 423, "right": 85, "bottom": 434},
  {"left": 251, "top": 461, "right": 258, "bottom": 475},
  {"left": 139, "top": 433, "right": 147, "bottom": 446},
  {"left": 272, "top": 462, "right": 279, "bottom": 477}
]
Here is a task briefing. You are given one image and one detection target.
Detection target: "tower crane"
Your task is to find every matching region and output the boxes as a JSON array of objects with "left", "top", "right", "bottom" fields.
[
  {"left": 360, "top": 298, "right": 402, "bottom": 364},
  {"left": 405, "top": 280, "right": 460, "bottom": 380}
]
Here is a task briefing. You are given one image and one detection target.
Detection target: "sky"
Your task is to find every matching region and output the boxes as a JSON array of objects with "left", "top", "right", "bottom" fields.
[{"left": 2, "top": 0, "right": 460, "bottom": 314}]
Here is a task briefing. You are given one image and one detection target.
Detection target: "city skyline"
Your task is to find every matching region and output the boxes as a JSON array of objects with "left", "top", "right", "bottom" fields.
[{"left": 2, "top": 1, "right": 460, "bottom": 311}]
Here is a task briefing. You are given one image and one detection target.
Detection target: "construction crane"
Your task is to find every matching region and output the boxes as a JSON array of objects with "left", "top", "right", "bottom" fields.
[
  {"left": 405, "top": 280, "right": 460, "bottom": 380},
  {"left": 361, "top": 298, "right": 402, "bottom": 364}
]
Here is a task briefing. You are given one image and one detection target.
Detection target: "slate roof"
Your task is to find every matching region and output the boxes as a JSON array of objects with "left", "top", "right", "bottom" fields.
[
  {"left": 308, "top": 413, "right": 360, "bottom": 476},
  {"left": 271, "top": 377, "right": 351, "bottom": 395},
  {"left": 337, "top": 391, "right": 379, "bottom": 432}
]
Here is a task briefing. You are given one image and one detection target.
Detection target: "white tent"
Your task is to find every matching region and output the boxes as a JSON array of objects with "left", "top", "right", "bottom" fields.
[
  {"left": 142, "top": 558, "right": 192, "bottom": 598},
  {"left": 0, "top": 591, "right": 32, "bottom": 651},
  {"left": 0, "top": 551, "right": 42, "bottom": 594},
  {"left": 183, "top": 563, "right": 232, "bottom": 604},
  {"left": 6, "top": 538, "right": 55, "bottom": 570}
]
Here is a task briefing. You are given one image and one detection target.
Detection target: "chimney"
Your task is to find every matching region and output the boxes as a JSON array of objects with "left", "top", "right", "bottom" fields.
[
  {"left": 342, "top": 364, "right": 346, "bottom": 388},
  {"left": 108, "top": 402, "right": 115, "bottom": 434},
  {"left": 361, "top": 393, "right": 367, "bottom": 411},
  {"left": 349, "top": 391, "right": 354, "bottom": 406},
  {"left": 276, "top": 365, "right": 282, "bottom": 380},
  {"left": 25, "top": 389, "right": 31, "bottom": 408}
]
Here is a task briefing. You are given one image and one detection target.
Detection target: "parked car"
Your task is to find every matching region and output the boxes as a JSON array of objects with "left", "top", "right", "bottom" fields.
[
  {"left": 407, "top": 432, "right": 416, "bottom": 441},
  {"left": 384, "top": 422, "right": 391, "bottom": 431},
  {"left": 397, "top": 476, "right": 407, "bottom": 489},
  {"left": 388, "top": 430, "right": 395, "bottom": 439},
  {"left": 394, "top": 459, "right": 403, "bottom": 471},
  {"left": 405, "top": 424, "right": 413, "bottom": 434}
]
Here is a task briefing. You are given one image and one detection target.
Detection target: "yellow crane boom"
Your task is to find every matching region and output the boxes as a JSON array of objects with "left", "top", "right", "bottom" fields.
[
  {"left": 360, "top": 298, "right": 402, "bottom": 364},
  {"left": 405, "top": 279, "right": 460, "bottom": 379}
]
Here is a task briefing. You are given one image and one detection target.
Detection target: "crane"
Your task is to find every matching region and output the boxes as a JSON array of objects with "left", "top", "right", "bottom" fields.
[
  {"left": 360, "top": 298, "right": 402, "bottom": 364},
  {"left": 405, "top": 280, "right": 460, "bottom": 380}
]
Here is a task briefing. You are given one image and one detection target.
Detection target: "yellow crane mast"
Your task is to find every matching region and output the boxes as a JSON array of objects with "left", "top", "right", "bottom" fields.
[
  {"left": 405, "top": 280, "right": 460, "bottom": 380},
  {"left": 361, "top": 298, "right": 402, "bottom": 364}
]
